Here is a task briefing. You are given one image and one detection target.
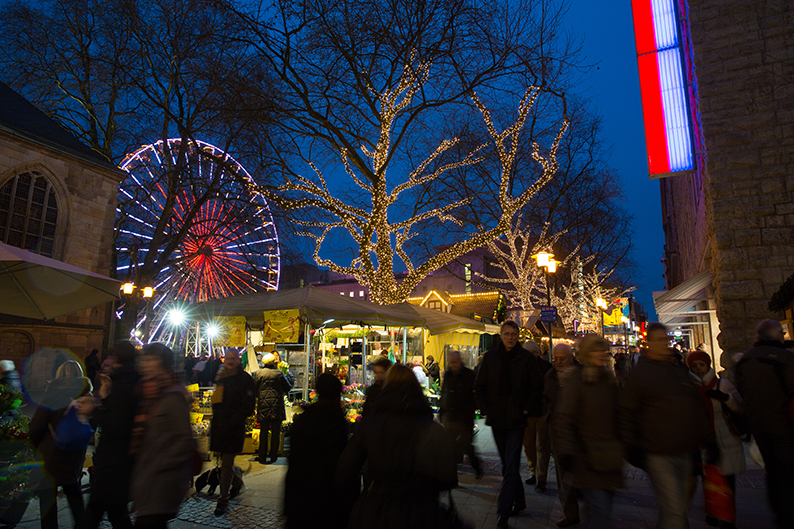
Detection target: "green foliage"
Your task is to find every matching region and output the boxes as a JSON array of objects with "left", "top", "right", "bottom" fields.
[{"left": 0, "top": 385, "right": 35, "bottom": 502}]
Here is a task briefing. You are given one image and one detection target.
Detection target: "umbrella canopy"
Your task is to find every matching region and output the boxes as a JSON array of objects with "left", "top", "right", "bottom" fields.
[
  {"left": 0, "top": 241, "right": 121, "bottom": 320},
  {"left": 188, "top": 286, "right": 485, "bottom": 335}
]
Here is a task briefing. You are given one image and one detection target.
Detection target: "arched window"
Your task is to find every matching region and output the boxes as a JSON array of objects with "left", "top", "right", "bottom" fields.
[{"left": 0, "top": 171, "right": 59, "bottom": 257}]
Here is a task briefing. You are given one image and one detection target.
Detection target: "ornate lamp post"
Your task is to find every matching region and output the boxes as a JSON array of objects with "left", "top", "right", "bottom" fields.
[{"left": 533, "top": 252, "right": 557, "bottom": 360}]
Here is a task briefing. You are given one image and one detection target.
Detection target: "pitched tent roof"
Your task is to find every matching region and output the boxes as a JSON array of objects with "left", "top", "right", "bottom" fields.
[
  {"left": 0, "top": 82, "right": 121, "bottom": 174},
  {"left": 188, "top": 286, "right": 485, "bottom": 335}
]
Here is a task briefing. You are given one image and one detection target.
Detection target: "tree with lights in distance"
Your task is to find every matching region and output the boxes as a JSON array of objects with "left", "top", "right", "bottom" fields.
[{"left": 229, "top": 0, "right": 573, "bottom": 304}]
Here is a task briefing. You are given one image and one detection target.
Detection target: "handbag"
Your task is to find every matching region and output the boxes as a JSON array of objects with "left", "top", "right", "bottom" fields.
[
  {"left": 583, "top": 439, "right": 624, "bottom": 473},
  {"left": 49, "top": 404, "right": 94, "bottom": 451}
]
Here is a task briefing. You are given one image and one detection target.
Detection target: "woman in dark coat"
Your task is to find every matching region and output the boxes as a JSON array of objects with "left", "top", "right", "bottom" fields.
[
  {"left": 337, "top": 365, "right": 459, "bottom": 529},
  {"left": 29, "top": 360, "right": 94, "bottom": 529},
  {"left": 556, "top": 335, "right": 623, "bottom": 529},
  {"left": 129, "top": 343, "right": 193, "bottom": 529},
  {"left": 284, "top": 373, "right": 348, "bottom": 529},
  {"left": 87, "top": 342, "right": 140, "bottom": 529},
  {"left": 253, "top": 354, "right": 292, "bottom": 463}
]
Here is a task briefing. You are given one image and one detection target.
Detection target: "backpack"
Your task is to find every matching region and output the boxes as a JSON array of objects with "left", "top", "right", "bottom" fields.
[{"left": 49, "top": 404, "right": 95, "bottom": 451}]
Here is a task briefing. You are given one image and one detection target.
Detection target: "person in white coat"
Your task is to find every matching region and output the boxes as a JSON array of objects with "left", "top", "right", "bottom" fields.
[{"left": 687, "top": 350, "right": 745, "bottom": 529}]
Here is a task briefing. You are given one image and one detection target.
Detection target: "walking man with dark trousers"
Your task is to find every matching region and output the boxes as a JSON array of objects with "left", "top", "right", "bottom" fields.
[
  {"left": 440, "top": 350, "right": 482, "bottom": 478},
  {"left": 210, "top": 350, "right": 256, "bottom": 516},
  {"left": 475, "top": 320, "right": 542, "bottom": 528}
]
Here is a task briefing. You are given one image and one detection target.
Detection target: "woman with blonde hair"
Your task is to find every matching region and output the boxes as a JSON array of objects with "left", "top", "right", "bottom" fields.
[
  {"left": 556, "top": 335, "right": 623, "bottom": 529},
  {"left": 30, "top": 359, "right": 94, "bottom": 529}
]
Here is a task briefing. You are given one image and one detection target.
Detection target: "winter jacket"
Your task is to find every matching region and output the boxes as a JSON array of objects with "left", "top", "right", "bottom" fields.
[
  {"left": 90, "top": 366, "right": 140, "bottom": 505},
  {"left": 474, "top": 343, "right": 543, "bottom": 429},
  {"left": 130, "top": 387, "right": 193, "bottom": 518},
  {"left": 439, "top": 366, "right": 476, "bottom": 427},
  {"left": 555, "top": 366, "right": 623, "bottom": 491},
  {"left": 254, "top": 366, "right": 292, "bottom": 422},
  {"left": 690, "top": 368, "right": 746, "bottom": 477},
  {"left": 210, "top": 367, "right": 256, "bottom": 453},
  {"left": 426, "top": 361, "right": 440, "bottom": 384},
  {"left": 29, "top": 376, "right": 92, "bottom": 487},
  {"left": 85, "top": 353, "right": 101, "bottom": 383},
  {"left": 735, "top": 340, "right": 794, "bottom": 440},
  {"left": 362, "top": 382, "right": 383, "bottom": 418},
  {"left": 337, "top": 386, "right": 457, "bottom": 529},
  {"left": 284, "top": 399, "right": 348, "bottom": 529},
  {"left": 618, "top": 355, "right": 713, "bottom": 457}
]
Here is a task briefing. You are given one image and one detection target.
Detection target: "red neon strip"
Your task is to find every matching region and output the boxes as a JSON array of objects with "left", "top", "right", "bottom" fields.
[
  {"left": 631, "top": 0, "right": 657, "bottom": 55},
  {"left": 637, "top": 53, "right": 671, "bottom": 175}
]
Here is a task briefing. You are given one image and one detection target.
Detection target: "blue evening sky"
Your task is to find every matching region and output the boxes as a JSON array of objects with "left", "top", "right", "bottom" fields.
[{"left": 565, "top": 0, "right": 665, "bottom": 320}]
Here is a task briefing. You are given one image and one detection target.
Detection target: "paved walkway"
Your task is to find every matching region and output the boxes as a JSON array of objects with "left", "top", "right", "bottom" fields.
[{"left": 9, "top": 420, "right": 776, "bottom": 529}]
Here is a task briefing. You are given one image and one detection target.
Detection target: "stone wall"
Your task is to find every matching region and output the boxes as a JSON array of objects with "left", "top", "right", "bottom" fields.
[
  {"left": 688, "top": 0, "right": 794, "bottom": 357},
  {"left": 0, "top": 130, "right": 124, "bottom": 369}
]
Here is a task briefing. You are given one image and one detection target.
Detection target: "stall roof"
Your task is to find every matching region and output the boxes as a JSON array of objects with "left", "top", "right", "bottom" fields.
[{"left": 188, "top": 286, "right": 485, "bottom": 335}]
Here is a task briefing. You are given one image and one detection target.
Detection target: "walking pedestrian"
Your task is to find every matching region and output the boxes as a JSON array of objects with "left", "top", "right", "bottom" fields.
[
  {"left": 210, "top": 350, "right": 256, "bottom": 516},
  {"left": 544, "top": 343, "right": 580, "bottom": 527},
  {"left": 522, "top": 340, "right": 552, "bottom": 492},
  {"left": 254, "top": 353, "right": 292, "bottom": 464},
  {"left": 129, "top": 343, "right": 193, "bottom": 529},
  {"left": 556, "top": 335, "right": 623, "bottom": 529},
  {"left": 425, "top": 355, "right": 440, "bottom": 386},
  {"left": 337, "top": 365, "right": 458, "bottom": 529},
  {"left": 687, "top": 349, "right": 745, "bottom": 529},
  {"left": 474, "top": 320, "right": 543, "bottom": 528},
  {"left": 439, "top": 350, "right": 482, "bottom": 478},
  {"left": 734, "top": 319, "right": 794, "bottom": 529},
  {"left": 284, "top": 373, "right": 348, "bottom": 529},
  {"left": 29, "top": 360, "right": 94, "bottom": 529},
  {"left": 87, "top": 342, "right": 140, "bottom": 529},
  {"left": 362, "top": 356, "right": 391, "bottom": 418},
  {"left": 619, "top": 322, "right": 716, "bottom": 529}
]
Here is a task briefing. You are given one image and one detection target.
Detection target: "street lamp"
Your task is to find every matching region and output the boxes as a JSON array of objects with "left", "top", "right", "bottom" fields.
[
  {"left": 533, "top": 252, "right": 557, "bottom": 360},
  {"left": 596, "top": 297, "right": 607, "bottom": 338}
]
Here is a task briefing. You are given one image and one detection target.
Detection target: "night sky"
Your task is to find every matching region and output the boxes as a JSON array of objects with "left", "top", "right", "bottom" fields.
[{"left": 565, "top": 0, "right": 665, "bottom": 320}]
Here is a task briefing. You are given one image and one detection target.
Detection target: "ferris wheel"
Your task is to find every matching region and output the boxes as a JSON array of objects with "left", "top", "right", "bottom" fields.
[{"left": 116, "top": 138, "right": 280, "bottom": 344}]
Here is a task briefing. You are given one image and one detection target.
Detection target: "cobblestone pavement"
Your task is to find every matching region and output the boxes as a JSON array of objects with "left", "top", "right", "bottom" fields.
[{"left": 8, "top": 420, "right": 776, "bottom": 529}]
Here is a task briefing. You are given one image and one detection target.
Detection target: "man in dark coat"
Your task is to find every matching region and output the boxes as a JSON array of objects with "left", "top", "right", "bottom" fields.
[
  {"left": 362, "top": 355, "right": 391, "bottom": 418},
  {"left": 284, "top": 373, "right": 348, "bottom": 529},
  {"left": 254, "top": 353, "right": 292, "bottom": 464},
  {"left": 735, "top": 319, "right": 794, "bottom": 529},
  {"left": 619, "top": 322, "right": 716, "bottom": 529},
  {"left": 85, "top": 348, "right": 102, "bottom": 383},
  {"left": 210, "top": 350, "right": 256, "bottom": 516},
  {"left": 474, "top": 320, "right": 542, "bottom": 528},
  {"left": 439, "top": 350, "right": 481, "bottom": 478},
  {"left": 544, "top": 343, "right": 579, "bottom": 528},
  {"left": 522, "top": 340, "right": 552, "bottom": 492},
  {"left": 87, "top": 342, "right": 140, "bottom": 529}
]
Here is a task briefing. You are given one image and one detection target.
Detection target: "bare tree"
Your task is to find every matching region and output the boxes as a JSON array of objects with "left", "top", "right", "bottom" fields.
[{"left": 224, "top": 0, "right": 573, "bottom": 304}]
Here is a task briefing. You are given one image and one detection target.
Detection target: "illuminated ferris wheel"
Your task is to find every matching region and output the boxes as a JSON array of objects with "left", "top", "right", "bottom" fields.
[{"left": 116, "top": 138, "right": 280, "bottom": 344}]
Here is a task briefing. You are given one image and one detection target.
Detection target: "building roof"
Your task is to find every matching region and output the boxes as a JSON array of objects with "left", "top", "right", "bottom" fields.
[
  {"left": 0, "top": 81, "right": 121, "bottom": 174},
  {"left": 407, "top": 290, "right": 501, "bottom": 323}
]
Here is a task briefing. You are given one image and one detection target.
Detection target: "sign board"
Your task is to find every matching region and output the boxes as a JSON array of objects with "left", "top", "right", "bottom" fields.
[
  {"left": 539, "top": 306, "right": 557, "bottom": 323},
  {"left": 212, "top": 316, "right": 247, "bottom": 347}
]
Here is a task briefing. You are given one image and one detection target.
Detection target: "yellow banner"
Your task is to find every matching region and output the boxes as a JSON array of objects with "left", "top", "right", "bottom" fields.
[
  {"left": 190, "top": 412, "right": 204, "bottom": 424},
  {"left": 602, "top": 298, "right": 629, "bottom": 327},
  {"left": 185, "top": 384, "right": 200, "bottom": 393},
  {"left": 262, "top": 309, "right": 301, "bottom": 343},
  {"left": 213, "top": 316, "right": 247, "bottom": 347}
]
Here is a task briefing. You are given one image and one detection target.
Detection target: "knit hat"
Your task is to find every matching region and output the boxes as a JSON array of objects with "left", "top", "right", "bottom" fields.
[
  {"left": 686, "top": 350, "right": 711, "bottom": 369},
  {"left": 262, "top": 353, "right": 276, "bottom": 365}
]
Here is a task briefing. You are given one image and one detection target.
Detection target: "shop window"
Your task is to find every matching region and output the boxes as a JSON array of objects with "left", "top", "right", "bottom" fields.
[{"left": 0, "top": 171, "right": 59, "bottom": 257}]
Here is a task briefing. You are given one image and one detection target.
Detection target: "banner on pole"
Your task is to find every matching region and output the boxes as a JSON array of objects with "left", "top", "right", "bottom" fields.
[
  {"left": 212, "top": 316, "right": 247, "bottom": 347},
  {"left": 262, "top": 309, "right": 301, "bottom": 343}
]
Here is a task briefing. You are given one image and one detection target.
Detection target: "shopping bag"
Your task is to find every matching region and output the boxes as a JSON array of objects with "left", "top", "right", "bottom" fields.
[
  {"left": 702, "top": 463, "right": 735, "bottom": 523},
  {"left": 50, "top": 405, "right": 94, "bottom": 451}
]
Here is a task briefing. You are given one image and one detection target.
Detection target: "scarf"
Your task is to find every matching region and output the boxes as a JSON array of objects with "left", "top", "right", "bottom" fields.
[
  {"left": 693, "top": 370, "right": 718, "bottom": 425},
  {"left": 129, "top": 370, "right": 179, "bottom": 455}
]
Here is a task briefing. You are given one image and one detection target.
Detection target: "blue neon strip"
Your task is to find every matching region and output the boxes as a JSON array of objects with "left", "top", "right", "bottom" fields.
[
  {"left": 651, "top": 0, "right": 679, "bottom": 49},
  {"left": 656, "top": 49, "right": 694, "bottom": 172}
]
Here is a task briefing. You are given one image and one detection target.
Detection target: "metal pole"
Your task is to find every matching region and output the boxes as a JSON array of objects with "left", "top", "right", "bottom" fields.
[
  {"left": 546, "top": 270, "right": 553, "bottom": 361},
  {"left": 303, "top": 322, "right": 310, "bottom": 400},
  {"left": 402, "top": 327, "right": 408, "bottom": 364}
]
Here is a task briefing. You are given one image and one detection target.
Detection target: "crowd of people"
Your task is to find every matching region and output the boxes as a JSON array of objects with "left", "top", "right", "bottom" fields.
[{"left": 3, "top": 315, "right": 792, "bottom": 529}]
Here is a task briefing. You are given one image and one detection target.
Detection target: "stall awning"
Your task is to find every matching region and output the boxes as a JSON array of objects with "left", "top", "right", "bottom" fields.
[
  {"left": 188, "top": 286, "right": 485, "bottom": 335},
  {"left": 653, "top": 270, "right": 714, "bottom": 326}
]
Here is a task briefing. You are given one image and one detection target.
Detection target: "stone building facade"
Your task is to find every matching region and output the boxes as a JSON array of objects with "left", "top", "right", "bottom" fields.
[
  {"left": 654, "top": 0, "right": 794, "bottom": 367},
  {"left": 0, "top": 83, "right": 125, "bottom": 384}
]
